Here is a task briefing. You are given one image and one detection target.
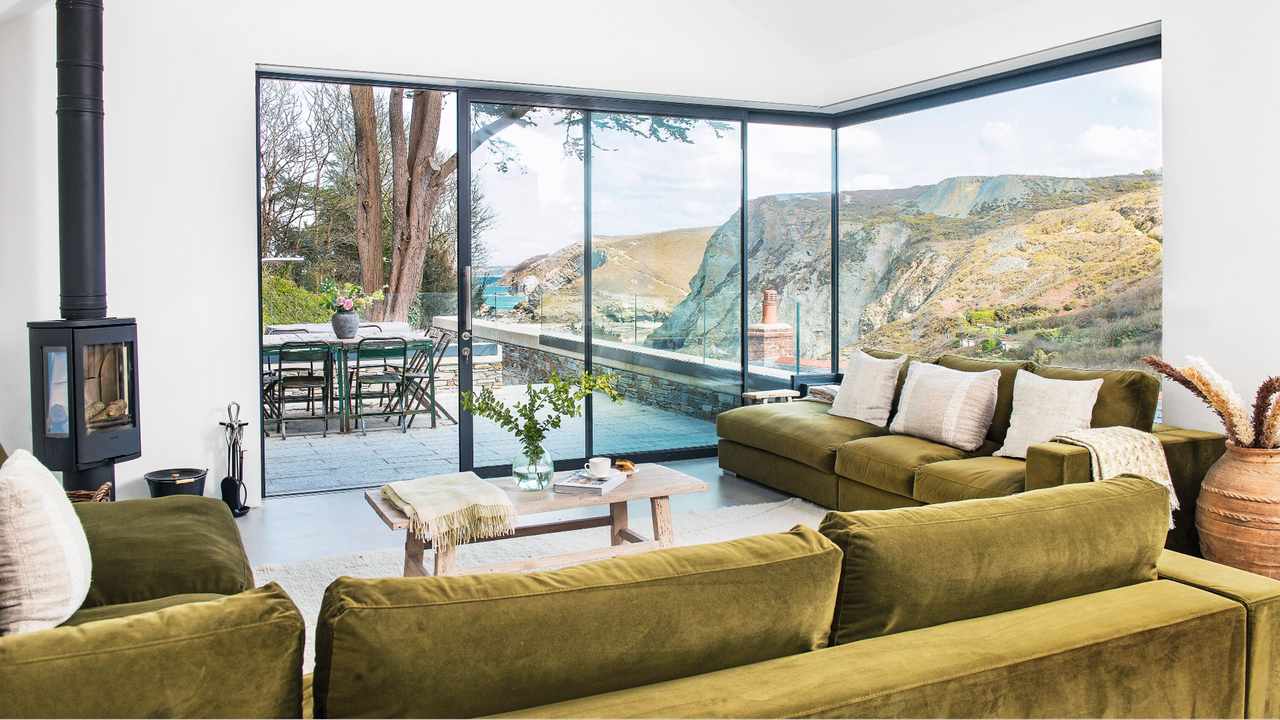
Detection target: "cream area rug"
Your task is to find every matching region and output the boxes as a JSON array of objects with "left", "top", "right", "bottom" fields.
[{"left": 254, "top": 497, "right": 828, "bottom": 672}]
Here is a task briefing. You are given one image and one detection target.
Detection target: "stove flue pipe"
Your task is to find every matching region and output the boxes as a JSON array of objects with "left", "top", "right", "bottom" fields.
[{"left": 56, "top": 0, "right": 107, "bottom": 321}]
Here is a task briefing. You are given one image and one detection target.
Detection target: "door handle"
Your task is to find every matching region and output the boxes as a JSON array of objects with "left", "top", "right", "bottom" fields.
[
  {"left": 461, "top": 331, "right": 471, "bottom": 341},
  {"left": 461, "top": 265, "right": 471, "bottom": 330}
]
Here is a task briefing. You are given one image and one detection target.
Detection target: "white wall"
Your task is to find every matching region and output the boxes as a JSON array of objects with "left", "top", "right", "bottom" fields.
[
  {"left": 0, "top": 5, "right": 58, "bottom": 461},
  {"left": 0, "top": 0, "right": 1272, "bottom": 502},
  {"left": 1159, "top": 3, "right": 1280, "bottom": 432}
]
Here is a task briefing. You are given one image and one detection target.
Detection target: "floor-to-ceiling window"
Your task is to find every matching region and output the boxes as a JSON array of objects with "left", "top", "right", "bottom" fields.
[
  {"left": 589, "top": 112, "right": 742, "bottom": 457},
  {"left": 258, "top": 80, "right": 464, "bottom": 495},
  {"left": 837, "top": 59, "right": 1163, "bottom": 371},
  {"left": 745, "top": 123, "right": 833, "bottom": 387},
  {"left": 257, "top": 41, "right": 1161, "bottom": 493},
  {"left": 468, "top": 104, "right": 586, "bottom": 468}
]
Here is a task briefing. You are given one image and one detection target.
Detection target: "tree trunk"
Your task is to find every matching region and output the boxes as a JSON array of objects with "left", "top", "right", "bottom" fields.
[
  {"left": 381, "top": 98, "right": 533, "bottom": 322},
  {"left": 385, "top": 88, "right": 408, "bottom": 322},
  {"left": 350, "top": 85, "right": 384, "bottom": 301}
]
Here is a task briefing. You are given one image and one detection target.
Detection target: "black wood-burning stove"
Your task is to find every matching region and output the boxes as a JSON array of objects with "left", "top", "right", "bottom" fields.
[
  {"left": 28, "top": 0, "right": 141, "bottom": 494},
  {"left": 29, "top": 319, "right": 141, "bottom": 491}
]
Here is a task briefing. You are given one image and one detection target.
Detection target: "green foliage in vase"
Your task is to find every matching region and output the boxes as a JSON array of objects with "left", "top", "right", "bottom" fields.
[{"left": 462, "top": 372, "right": 623, "bottom": 451}]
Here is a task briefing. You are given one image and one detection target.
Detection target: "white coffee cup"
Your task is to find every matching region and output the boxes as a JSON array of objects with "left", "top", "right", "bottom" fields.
[{"left": 584, "top": 457, "right": 611, "bottom": 477}]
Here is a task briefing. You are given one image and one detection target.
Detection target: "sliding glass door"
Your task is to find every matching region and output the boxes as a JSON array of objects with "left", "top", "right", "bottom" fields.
[
  {"left": 587, "top": 112, "right": 742, "bottom": 457},
  {"left": 461, "top": 102, "right": 742, "bottom": 471},
  {"left": 467, "top": 104, "right": 586, "bottom": 469},
  {"left": 745, "top": 123, "right": 834, "bottom": 387}
]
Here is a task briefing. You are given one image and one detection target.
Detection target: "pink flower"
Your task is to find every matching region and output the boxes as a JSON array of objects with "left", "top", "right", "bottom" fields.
[{"left": 340, "top": 297, "right": 354, "bottom": 311}]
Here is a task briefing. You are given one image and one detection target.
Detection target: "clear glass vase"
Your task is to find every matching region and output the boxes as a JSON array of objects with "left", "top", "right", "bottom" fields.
[{"left": 512, "top": 442, "right": 554, "bottom": 491}]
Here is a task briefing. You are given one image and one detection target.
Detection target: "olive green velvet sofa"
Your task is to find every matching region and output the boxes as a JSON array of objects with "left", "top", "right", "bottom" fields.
[
  {"left": 717, "top": 352, "right": 1227, "bottom": 555},
  {"left": 306, "top": 477, "right": 1280, "bottom": 719},
  {"left": 0, "top": 493, "right": 306, "bottom": 719}
]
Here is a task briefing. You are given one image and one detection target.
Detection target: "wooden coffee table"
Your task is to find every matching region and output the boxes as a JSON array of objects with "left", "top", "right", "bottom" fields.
[{"left": 365, "top": 463, "right": 709, "bottom": 578}]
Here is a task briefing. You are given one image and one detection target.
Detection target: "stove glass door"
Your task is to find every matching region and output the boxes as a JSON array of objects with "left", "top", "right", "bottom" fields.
[{"left": 83, "top": 342, "right": 134, "bottom": 435}]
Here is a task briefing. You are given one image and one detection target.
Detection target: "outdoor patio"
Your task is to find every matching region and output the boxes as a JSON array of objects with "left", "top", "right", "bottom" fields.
[{"left": 263, "top": 385, "right": 719, "bottom": 494}]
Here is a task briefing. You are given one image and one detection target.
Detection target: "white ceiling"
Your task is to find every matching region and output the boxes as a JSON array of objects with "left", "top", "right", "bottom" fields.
[
  {"left": 726, "top": 0, "right": 1039, "bottom": 67},
  {"left": 3, "top": 0, "right": 1160, "bottom": 114}
]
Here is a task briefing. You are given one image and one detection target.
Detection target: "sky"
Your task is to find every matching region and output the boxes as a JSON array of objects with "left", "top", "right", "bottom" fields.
[
  {"left": 272, "top": 60, "right": 1160, "bottom": 268},
  {"left": 474, "top": 59, "right": 1161, "bottom": 267},
  {"left": 838, "top": 59, "right": 1162, "bottom": 191}
]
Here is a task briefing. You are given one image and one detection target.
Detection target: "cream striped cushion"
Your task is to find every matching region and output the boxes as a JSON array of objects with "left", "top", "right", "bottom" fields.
[
  {"left": 828, "top": 349, "right": 906, "bottom": 427},
  {"left": 995, "top": 370, "right": 1103, "bottom": 459},
  {"left": 0, "top": 450, "right": 93, "bottom": 635},
  {"left": 889, "top": 362, "right": 1000, "bottom": 451}
]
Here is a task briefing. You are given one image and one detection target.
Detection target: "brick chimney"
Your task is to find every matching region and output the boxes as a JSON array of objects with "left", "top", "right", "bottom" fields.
[{"left": 747, "top": 290, "right": 794, "bottom": 362}]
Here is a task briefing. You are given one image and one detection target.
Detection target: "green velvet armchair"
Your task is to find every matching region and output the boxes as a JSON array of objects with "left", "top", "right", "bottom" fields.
[{"left": 0, "top": 490, "right": 306, "bottom": 719}]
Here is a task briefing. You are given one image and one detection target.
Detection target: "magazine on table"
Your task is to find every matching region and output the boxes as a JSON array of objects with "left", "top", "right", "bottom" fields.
[{"left": 553, "top": 469, "right": 629, "bottom": 495}]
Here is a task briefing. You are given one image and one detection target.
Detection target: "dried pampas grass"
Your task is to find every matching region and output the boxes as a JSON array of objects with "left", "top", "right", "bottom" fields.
[{"left": 1143, "top": 354, "right": 1280, "bottom": 449}]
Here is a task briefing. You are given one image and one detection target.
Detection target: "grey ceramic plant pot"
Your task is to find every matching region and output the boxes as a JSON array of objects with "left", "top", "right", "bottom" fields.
[{"left": 331, "top": 309, "right": 359, "bottom": 339}]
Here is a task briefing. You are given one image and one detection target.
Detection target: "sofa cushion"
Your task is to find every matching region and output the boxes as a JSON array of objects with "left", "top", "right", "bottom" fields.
[
  {"left": 996, "top": 369, "right": 1103, "bottom": 459},
  {"left": 913, "top": 457, "right": 1027, "bottom": 504},
  {"left": 818, "top": 474, "right": 1169, "bottom": 646},
  {"left": 836, "top": 435, "right": 974, "bottom": 499},
  {"left": 889, "top": 362, "right": 1000, "bottom": 451},
  {"left": 719, "top": 440, "right": 839, "bottom": 508},
  {"left": 74, "top": 496, "right": 253, "bottom": 608},
  {"left": 0, "top": 450, "right": 93, "bottom": 635},
  {"left": 1032, "top": 363, "right": 1161, "bottom": 431},
  {"left": 716, "top": 401, "right": 886, "bottom": 474},
  {"left": 828, "top": 349, "right": 905, "bottom": 427},
  {"left": 59, "top": 593, "right": 225, "bottom": 627},
  {"left": 938, "top": 355, "right": 1030, "bottom": 444},
  {"left": 496, "top": 581, "right": 1243, "bottom": 720},
  {"left": 314, "top": 526, "right": 844, "bottom": 719},
  {"left": 0, "top": 584, "right": 305, "bottom": 719},
  {"left": 861, "top": 348, "right": 938, "bottom": 416}
]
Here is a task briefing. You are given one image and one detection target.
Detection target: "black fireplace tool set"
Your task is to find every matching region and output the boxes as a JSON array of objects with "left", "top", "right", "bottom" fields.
[{"left": 220, "top": 402, "right": 251, "bottom": 517}]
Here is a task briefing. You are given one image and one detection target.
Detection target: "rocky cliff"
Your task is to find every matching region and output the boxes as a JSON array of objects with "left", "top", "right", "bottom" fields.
[
  {"left": 495, "top": 227, "right": 715, "bottom": 342},
  {"left": 646, "top": 172, "right": 1163, "bottom": 369}
]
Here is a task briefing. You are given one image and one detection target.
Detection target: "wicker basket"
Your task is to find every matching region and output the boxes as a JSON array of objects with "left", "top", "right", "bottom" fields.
[{"left": 66, "top": 482, "right": 112, "bottom": 503}]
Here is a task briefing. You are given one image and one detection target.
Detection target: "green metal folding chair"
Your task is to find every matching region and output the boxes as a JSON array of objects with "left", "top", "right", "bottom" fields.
[
  {"left": 274, "top": 341, "right": 336, "bottom": 439},
  {"left": 349, "top": 337, "right": 409, "bottom": 435}
]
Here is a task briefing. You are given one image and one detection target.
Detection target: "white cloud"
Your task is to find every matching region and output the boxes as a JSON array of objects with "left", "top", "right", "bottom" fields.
[
  {"left": 1073, "top": 124, "right": 1159, "bottom": 164},
  {"left": 979, "top": 120, "right": 1022, "bottom": 155},
  {"left": 839, "top": 126, "right": 884, "bottom": 157},
  {"left": 847, "top": 174, "right": 892, "bottom": 190}
]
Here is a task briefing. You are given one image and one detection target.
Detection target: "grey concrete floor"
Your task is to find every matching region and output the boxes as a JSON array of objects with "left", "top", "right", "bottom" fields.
[
  {"left": 264, "top": 387, "right": 718, "bottom": 494},
  {"left": 237, "top": 456, "right": 788, "bottom": 567}
]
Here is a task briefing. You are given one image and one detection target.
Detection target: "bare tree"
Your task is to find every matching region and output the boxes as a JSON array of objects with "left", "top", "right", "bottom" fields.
[
  {"left": 258, "top": 81, "right": 313, "bottom": 278},
  {"left": 350, "top": 85, "right": 385, "bottom": 299}
]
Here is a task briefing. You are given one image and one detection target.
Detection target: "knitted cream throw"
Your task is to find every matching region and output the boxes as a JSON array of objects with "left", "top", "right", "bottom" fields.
[
  {"left": 382, "top": 472, "right": 517, "bottom": 549},
  {"left": 1050, "top": 426, "right": 1178, "bottom": 529}
]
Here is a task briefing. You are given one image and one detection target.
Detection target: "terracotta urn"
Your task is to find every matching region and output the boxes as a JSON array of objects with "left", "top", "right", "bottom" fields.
[{"left": 1197, "top": 444, "right": 1280, "bottom": 578}]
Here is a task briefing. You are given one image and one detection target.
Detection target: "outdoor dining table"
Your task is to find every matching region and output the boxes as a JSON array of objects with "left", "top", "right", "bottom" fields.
[{"left": 262, "top": 330, "right": 434, "bottom": 434}]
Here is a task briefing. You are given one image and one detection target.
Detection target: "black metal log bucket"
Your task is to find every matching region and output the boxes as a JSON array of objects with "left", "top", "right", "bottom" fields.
[{"left": 144, "top": 468, "right": 207, "bottom": 498}]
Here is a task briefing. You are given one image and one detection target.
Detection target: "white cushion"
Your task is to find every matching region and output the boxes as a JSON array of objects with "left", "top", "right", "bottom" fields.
[
  {"left": 995, "top": 370, "right": 1104, "bottom": 459},
  {"left": 0, "top": 450, "right": 93, "bottom": 635},
  {"left": 828, "top": 350, "right": 907, "bottom": 427},
  {"left": 889, "top": 362, "right": 1000, "bottom": 451}
]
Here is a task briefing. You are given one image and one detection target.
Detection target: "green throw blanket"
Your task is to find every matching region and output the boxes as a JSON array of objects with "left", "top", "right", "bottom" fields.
[{"left": 382, "top": 472, "right": 517, "bottom": 548}]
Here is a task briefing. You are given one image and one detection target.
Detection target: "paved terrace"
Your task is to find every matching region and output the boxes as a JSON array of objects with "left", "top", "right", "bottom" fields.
[{"left": 264, "top": 385, "right": 718, "bottom": 495}]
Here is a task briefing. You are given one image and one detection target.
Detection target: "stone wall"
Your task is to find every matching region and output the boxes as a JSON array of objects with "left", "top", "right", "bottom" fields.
[
  {"left": 501, "top": 343, "right": 583, "bottom": 385},
  {"left": 433, "top": 358, "right": 503, "bottom": 390},
  {"left": 500, "top": 342, "right": 737, "bottom": 422}
]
